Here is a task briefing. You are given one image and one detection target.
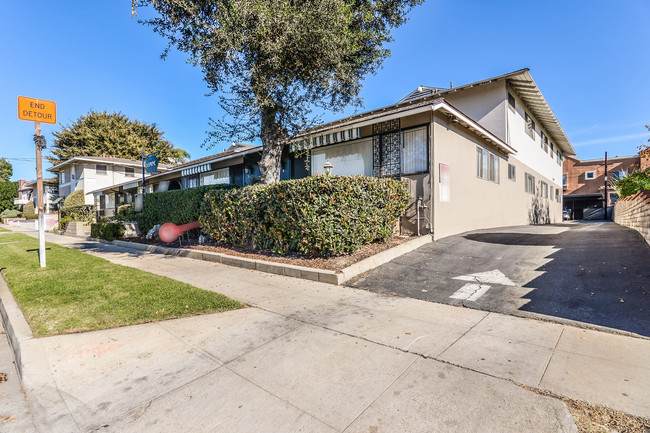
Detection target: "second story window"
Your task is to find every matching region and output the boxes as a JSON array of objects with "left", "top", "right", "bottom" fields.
[
  {"left": 541, "top": 132, "right": 549, "bottom": 152},
  {"left": 525, "top": 113, "right": 535, "bottom": 139},
  {"left": 585, "top": 171, "right": 595, "bottom": 180},
  {"left": 96, "top": 164, "right": 107, "bottom": 175},
  {"left": 508, "top": 93, "right": 516, "bottom": 111},
  {"left": 563, "top": 174, "right": 567, "bottom": 186},
  {"left": 125, "top": 167, "right": 135, "bottom": 177},
  {"left": 60, "top": 170, "right": 66, "bottom": 184}
]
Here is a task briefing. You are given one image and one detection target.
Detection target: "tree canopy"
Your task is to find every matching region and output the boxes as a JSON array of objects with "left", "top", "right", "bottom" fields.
[
  {"left": 133, "top": 0, "right": 422, "bottom": 183},
  {"left": 0, "top": 181, "right": 18, "bottom": 214},
  {"left": 48, "top": 111, "right": 189, "bottom": 165},
  {"left": 0, "top": 158, "right": 13, "bottom": 182}
]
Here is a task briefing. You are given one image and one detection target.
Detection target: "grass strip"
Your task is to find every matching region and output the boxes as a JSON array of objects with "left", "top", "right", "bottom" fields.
[
  {"left": 0, "top": 233, "right": 242, "bottom": 337},
  {"left": 0, "top": 227, "right": 10, "bottom": 232}
]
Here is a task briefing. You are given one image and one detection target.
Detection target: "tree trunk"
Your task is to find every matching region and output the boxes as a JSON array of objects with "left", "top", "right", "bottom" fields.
[{"left": 258, "top": 107, "right": 284, "bottom": 184}]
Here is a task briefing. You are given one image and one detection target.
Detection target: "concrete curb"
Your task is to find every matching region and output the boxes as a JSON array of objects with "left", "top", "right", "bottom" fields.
[
  {"left": 108, "top": 235, "right": 432, "bottom": 285},
  {"left": 0, "top": 274, "right": 81, "bottom": 432}
]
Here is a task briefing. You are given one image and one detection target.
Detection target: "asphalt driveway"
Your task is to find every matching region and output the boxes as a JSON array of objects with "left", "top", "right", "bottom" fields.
[{"left": 348, "top": 222, "right": 650, "bottom": 337}]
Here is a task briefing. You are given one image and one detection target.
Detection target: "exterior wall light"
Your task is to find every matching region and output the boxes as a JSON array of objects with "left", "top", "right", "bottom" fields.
[{"left": 323, "top": 161, "right": 333, "bottom": 175}]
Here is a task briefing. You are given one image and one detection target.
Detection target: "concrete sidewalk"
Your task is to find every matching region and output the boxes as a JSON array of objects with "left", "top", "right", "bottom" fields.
[{"left": 2, "top": 228, "right": 650, "bottom": 431}]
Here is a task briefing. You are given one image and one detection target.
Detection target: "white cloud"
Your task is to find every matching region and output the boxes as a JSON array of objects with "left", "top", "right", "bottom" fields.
[{"left": 573, "top": 132, "right": 648, "bottom": 147}]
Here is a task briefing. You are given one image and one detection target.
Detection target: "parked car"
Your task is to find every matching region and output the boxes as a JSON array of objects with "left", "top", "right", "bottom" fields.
[{"left": 563, "top": 209, "right": 571, "bottom": 220}]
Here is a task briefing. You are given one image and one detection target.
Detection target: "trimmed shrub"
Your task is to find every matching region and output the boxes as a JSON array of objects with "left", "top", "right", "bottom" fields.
[
  {"left": 23, "top": 202, "right": 36, "bottom": 219},
  {"left": 64, "top": 189, "right": 86, "bottom": 208},
  {"left": 135, "top": 184, "right": 236, "bottom": 233},
  {"left": 115, "top": 203, "right": 136, "bottom": 222},
  {"left": 613, "top": 168, "right": 650, "bottom": 198},
  {"left": 59, "top": 205, "right": 95, "bottom": 230},
  {"left": 0, "top": 209, "right": 22, "bottom": 219},
  {"left": 91, "top": 222, "right": 126, "bottom": 241},
  {"left": 200, "top": 175, "right": 409, "bottom": 256}
]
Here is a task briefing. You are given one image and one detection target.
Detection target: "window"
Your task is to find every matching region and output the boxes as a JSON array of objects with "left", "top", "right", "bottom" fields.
[
  {"left": 563, "top": 174, "right": 567, "bottom": 186},
  {"left": 476, "top": 146, "right": 499, "bottom": 183},
  {"left": 556, "top": 149, "right": 562, "bottom": 165},
  {"left": 525, "top": 113, "right": 535, "bottom": 139},
  {"left": 585, "top": 171, "right": 595, "bottom": 180},
  {"left": 125, "top": 167, "right": 135, "bottom": 177},
  {"left": 60, "top": 170, "right": 66, "bottom": 184},
  {"left": 612, "top": 170, "right": 627, "bottom": 181},
  {"left": 311, "top": 138, "right": 373, "bottom": 176},
  {"left": 541, "top": 181, "right": 548, "bottom": 198},
  {"left": 525, "top": 173, "right": 536, "bottom": 194},
  {"left": 201, "top": 168, "right": 230, "bottom": 185},
  {"left": 508, "top": 93, "right": 516, "bottom": 111},
  {"left": 541, "top": 132, "right": 549, "bottom": 152},
  {"left": 508, "top": 163, "right": 516, "bottom": 181},
  {"left": 402, "top": 126, "right": 428, "bottom": 173},
  {"left": 96, "top": 164, "right": 107, "bottom": 175},
  {"left": 555, "top": 188, "right": 561, "bottom": 202},
  {"left": 609, "top": 193, "right": 619, "bottom": 205}
]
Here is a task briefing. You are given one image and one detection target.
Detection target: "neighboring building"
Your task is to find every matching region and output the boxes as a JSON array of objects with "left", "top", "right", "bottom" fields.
[
  {"left": 90, "top": 68, "right": 575, "bottom": 240},
  {"left": 15, "top": 178, "right": 60, "bottom": 213},
  {"left": 90, "top": 143, "right": 307, "bottom": 217},
  {"left": 47, "top": 156, "right": 171, "bottom": 207},
  {"left": 563, "top": 154, "right": 650, "bottom": 219}
]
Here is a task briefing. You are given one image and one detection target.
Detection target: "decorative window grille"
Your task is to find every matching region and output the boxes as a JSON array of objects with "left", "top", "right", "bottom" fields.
[{"left": 372, "top": 119, "right": 401, "bottom": 178}]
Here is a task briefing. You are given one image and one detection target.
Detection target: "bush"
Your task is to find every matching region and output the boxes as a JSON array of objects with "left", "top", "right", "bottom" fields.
[
  {"left": 0, "top": 209, "right": 22, "bottom": 219},
  {"left": 64, "top": 189, "right": 86, "bottom": 208},
  {"left": 200, "top": 175, "right": 409, "bottom": 256},
  {"left": 59, "top": 205, "right": 95, "bottom": 230},
  {"left": 613, "top": 169, "right": 650, "bottom": 198},
  {"left": 115, "top": 203, "right": 136, "bottom": 222},
  {"left": 135, "top": 184, "right": 236, "bottom": 233},
  {"left": 91, "top": 222, "right": 126, "bottom": 241},
  {"left": 23, "top": 201, "right": 36, "bottom": 218}
]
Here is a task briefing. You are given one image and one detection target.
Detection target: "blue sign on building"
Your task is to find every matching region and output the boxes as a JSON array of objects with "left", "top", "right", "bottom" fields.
[{"left": 144, "top": 154, "right": 159, "bottom": 173}]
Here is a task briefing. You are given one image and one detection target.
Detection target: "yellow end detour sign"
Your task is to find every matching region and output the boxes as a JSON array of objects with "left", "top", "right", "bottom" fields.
[{"left": 18, "top": 96, "right": 57, "bottom": 124}]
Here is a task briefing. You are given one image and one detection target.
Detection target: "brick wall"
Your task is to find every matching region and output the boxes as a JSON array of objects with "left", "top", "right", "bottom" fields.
[{"left": 614, "top": 190, "right": 650, "bottom": 245}]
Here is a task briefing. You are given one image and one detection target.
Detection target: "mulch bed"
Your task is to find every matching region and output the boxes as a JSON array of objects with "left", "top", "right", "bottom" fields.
[{"left": 126, "top": 234, "right": 416, "bottom": 271}]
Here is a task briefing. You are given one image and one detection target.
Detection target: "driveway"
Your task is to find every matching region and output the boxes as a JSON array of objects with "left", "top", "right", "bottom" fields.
[{"left": 348, "top": 222, "right": 650, "bottom": 337}]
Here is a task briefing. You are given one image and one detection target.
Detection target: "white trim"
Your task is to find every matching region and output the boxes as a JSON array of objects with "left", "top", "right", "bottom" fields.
[{"left": 585, "top": 171, "right": 596, "bottom": 180}]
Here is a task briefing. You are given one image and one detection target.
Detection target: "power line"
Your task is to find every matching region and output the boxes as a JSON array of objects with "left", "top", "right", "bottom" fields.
[{"left": 2, "top": 157, "right": 36, "bottom": 161}]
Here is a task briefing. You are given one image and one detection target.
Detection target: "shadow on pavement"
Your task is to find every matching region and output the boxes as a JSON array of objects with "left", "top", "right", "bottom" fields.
[{"left": 465, "top": 224, "right": 650, "bottom": 336}]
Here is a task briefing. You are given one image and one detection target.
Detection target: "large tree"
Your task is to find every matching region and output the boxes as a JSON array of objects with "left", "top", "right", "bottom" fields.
[
  {"left": 0, "top": 158, "right": 12, "bottom": 182},
  {"left": 132, "top": 0, "right": 422, "bottom": 183},
  {"left": 48, "top": 111, "right": 190, "bottom": 165},
  {"left": 0, "top": 181, "right": 18, "bottom": 214}
]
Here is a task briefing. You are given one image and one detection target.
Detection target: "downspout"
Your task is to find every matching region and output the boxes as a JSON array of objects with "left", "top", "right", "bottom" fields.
[{"left": 429, "top": 106, "right": 435, "bottom": 238}]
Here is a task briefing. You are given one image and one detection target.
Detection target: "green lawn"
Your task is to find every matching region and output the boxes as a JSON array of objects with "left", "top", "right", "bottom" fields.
[
  {"left": 0, "top": 227, "right": 10, "bottom": 232},
  {"left": 0, "top": 233, "right": 242, "bottom": 337}
]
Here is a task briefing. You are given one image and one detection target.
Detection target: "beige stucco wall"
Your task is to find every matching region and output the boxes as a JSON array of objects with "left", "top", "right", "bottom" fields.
[
  {"left": 444, "top": 81, "right": 507, "bottom": 142},
  {"left": 431, "top": 114, "right": 562, "bottom": 240}
]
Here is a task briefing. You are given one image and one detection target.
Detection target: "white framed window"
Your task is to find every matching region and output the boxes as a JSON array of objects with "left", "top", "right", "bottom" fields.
[
  {"left": 508, "top": 163, "right": 516, "bottom": 181},
  {"left": 96, "top": 164, "right": 107, "bottom": 175},
  {"left": 541, "top": 181, "right": 548, "bottom": 198},
  {"left": 555, "top": 189, "right": 561, "bottom": 202},
  {"left": 60, "top": 170, "right": 66, "bottom": 184},
  {"left": 525, "top": 173, "right": 536, "bottom": 194},
  {"left": 125, "top": 167, "right": 135, "bottom": 177},
  {"left": 476, "top": 146, "right": 499, "bottom": 183},
  {"left": 556, "top": 149, "right": 562, "bottom": 165},
  {"left": 541, "top": 132, "right": 549, "bottom": 152},
  {"left": 201, "top": 168, "right": 230, "bottom": 185},
  {"left": 585, "top": 171, "right": 595, "bottom": 180},
  {"left": 402, "top": 126, "right": 428, "bottom": 174},
  {"left": 525, "top": 113, "right": 535, "bottom": 139},
  {"left": 612, "top": 170, "right": 627, "bottom": 181},
  {"left": 311, "top": 138, "right": 373, "bottom": 176}
]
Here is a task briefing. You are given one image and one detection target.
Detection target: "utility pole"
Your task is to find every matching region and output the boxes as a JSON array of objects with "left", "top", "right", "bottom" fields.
[
  {"left": 35, "top": 122, "right": 46, "bottom": 267},
  {"left": 18, "top": 96, "right": 56, "bottom": 268},
  {"left": 603, "top": 151, "right": 608, "bottom": 220}
]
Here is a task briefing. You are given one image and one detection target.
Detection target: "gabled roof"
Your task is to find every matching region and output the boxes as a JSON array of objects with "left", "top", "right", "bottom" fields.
[
  {"left": 304, "top": 69, "right": 575, "bottom": 156},
  {"left": 47, "top": 156, "right": 173, "bottom": 172}
]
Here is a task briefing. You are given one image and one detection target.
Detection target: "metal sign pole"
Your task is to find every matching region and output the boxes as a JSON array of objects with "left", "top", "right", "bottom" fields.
[{"left": 35, "top": 121, "right": 46, "bottom": 268}]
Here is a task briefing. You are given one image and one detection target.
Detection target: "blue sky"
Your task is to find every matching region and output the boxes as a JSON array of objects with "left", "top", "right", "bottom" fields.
[{"left": 1, "top": 0, "right": 648, "bottom": 181}]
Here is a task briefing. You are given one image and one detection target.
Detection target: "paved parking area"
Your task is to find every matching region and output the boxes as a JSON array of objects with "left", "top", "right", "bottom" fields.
[{"left": 349, "top": 222, "right": 650, "bottom": 337}]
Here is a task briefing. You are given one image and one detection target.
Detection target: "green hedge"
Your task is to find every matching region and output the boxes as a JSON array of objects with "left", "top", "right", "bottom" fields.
[
  {"left": 200, "top": 175, "right": 409, "bottom": 256},
  {"left": 23, "top": 202, "right": 36, "bottom": 218},
  {"left": 0, "top": 209, "right": 22, "bottom": 219},
  {"left": 135, "top": 184, "right": 236, "bottom": 233},
  {"left": 91, "top": 222, "right": 126, "bottom": 241},
  {"left": 63, "top": 190, "right": 85, "bottom": 208}
]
